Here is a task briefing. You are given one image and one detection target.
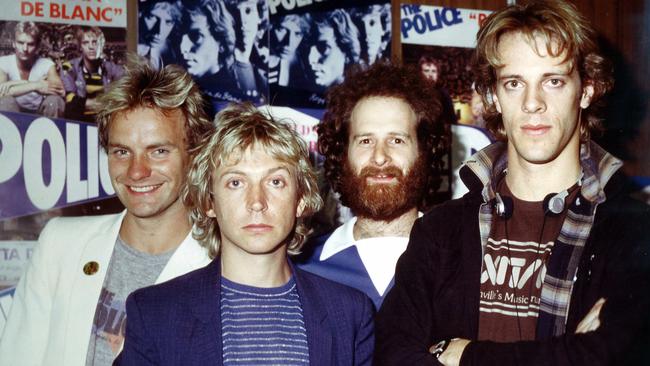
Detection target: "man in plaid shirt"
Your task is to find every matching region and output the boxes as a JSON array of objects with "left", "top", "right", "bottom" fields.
[{"left": 376, "top": 1, "right": 650, "bottom": 365}]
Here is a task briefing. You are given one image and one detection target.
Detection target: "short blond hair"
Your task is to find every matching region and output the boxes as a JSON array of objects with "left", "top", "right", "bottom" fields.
[{"left": 183, "top": 102, "right": 322, "bottom": 259}]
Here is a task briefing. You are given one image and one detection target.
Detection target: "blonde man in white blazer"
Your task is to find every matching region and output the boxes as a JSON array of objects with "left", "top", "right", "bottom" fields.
[{"left": 0, "top": 62, "right": 215, "bottom": 366}]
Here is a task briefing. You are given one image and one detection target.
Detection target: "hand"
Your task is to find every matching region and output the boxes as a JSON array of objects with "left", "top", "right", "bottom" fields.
[
  {"left": 430, "top": 338, "right": 470, "bottom": 366},
  {"left": 46, "top": 77, "right": 65, "bottom": 96},
  {"left": 0, "top": 80, "right": 25, "bottom": 96},
  {"left": 575, "top": 297, "right": 606, "bottom": 334},
  {"left": 37, "top": 77, "right": 64, "bottom": 96},
  {"left": 0, "top": 82, "right": 12, "bottom": 96}
]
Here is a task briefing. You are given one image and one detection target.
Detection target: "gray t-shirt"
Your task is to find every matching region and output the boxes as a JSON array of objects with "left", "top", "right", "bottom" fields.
[{"left": 85, "top": 236, "right": 174, "bottom": 366}]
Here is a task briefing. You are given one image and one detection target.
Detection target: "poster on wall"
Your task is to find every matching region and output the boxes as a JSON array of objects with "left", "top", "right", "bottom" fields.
[
  {"left": 138, "top": 0, "right": 270, "bottom": 106},
  {"left": 268, "top": 0, "right": 392, "bottom": 108},
  {"left": 0, "top": 0, "right": 127, "bottom": 330},
  {"left": 0, "top": 109, "right": 124, "bottom": 334},
  {"left": 0, "top": 1, "right": 127, "bottom": 123},
  {"left": 138, "top": 0, "right": 392, "bottom": 110},
  {"left": 401, "top": 4, "right": 493, "bottom": 198}
]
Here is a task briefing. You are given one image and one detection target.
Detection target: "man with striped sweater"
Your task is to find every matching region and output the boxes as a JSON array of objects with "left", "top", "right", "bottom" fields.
[{"left": 117, "top": 102, "right": 374, "bottom": 366}]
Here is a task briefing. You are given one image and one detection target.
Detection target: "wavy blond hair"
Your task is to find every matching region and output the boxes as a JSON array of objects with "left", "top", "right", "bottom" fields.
[{"left": 183, "top": 102, "right": 322, "bottom": 259}]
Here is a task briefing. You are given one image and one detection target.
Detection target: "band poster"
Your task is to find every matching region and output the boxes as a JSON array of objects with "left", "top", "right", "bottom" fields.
[
  {"left": 138, "top": 0, "right": 392, "bottom": 109},
  {"left": 0, "top": 0, "right": 128, "bottom": 330},
  {"left": 400, "top": 4, "right": 493, "bottom": 198}
]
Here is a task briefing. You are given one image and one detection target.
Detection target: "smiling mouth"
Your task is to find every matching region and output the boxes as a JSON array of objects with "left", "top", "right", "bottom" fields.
[
  {"left": 366, "top": 175, "right": 397, "bottom": 184},
  {"left": 128, "top": 184, "right": 162, "bottom": 193}
]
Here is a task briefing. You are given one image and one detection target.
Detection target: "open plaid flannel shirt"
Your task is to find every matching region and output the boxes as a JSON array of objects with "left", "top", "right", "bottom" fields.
[{"left": 464, "top": 140, "right": 622, "bottom": 339}]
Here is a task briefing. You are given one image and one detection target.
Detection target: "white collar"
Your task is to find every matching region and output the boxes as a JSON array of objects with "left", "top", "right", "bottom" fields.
[
  {"left": 320, "top": 215, "right": 422, "bottom": 296},
  {"left": 320, "top": 217, "right": 358, "bottom": 261},
  {"left": 320, "top": 212, "right": 424, "bottom": 261}
]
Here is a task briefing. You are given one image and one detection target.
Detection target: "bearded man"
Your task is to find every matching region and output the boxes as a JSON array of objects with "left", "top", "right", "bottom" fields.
[{"left": 297, "top": 62, "right": 449, "bottom": 309}]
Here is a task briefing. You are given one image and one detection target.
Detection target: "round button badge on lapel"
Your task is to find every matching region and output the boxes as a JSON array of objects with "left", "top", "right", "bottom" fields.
[{"left": 83, "top": 261, "right": 99, "bottom": 275}]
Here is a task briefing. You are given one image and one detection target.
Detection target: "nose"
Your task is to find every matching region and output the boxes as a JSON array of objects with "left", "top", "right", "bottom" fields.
[
  {"left": 371, "top": 142, "right": 390, "bottom": 166},
  {"left": 127, "top": 155, "right": 152, "bottom": 181},
  {"left": 279, "top": 32, "right": 289, "bottom": 47},
  {"left": 308, "top": 46, "right": 319, "bottom": 65},
  {"left": 180, "top": 35, "right": 190, "bottom": 54},
  {"left": 522, "top": 85, "right": 546, "bottom": 113},
  {"left": 247, "top": 184, "right": 268, "bottom": 213},
  {"left": 152, "top": 18, "right": 161, "bottom": 35}
]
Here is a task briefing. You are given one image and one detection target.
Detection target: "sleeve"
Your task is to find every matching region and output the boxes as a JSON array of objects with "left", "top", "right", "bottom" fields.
[
  {"left": 115, "top": 291, "right": 160, "bottom": 366},
  {"left": 60, "top": 61, "right": 76, "bottom": 94},
  {"left": 59, "top": 62, "right": 86, "bottom": 119},
  {"left": 0, "top": 219, "right": 59, "bottom": 365},
  {"left": 374, "top": 219, "right": 440, "bottom": 366},
  {"left": 111, "top": 63, "right": 125, "bottom": 81},
  {"left": 459, "top": 208, "right": 650, "bottom": 366},
  {"left": 354, "top": 294, "right": 375, "bottom": 366}
]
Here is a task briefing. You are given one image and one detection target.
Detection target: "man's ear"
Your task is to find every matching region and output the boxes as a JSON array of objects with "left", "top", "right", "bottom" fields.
[{"left": 580, "top": 84, "right": 595, "bottom": 109}]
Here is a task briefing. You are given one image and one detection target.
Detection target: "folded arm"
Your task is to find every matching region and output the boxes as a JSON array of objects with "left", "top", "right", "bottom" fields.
[
  {"left": 376, "top": 206, "right": 650, "bottom": 366},
  {"left": 0, "top": 65, "right": 64, "bottom": 97}
]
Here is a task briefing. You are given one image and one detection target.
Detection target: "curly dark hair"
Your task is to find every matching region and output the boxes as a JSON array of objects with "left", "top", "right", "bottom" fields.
[
  {"left": 318, "top": 61, "right": 450, "bottom": 211},
  {"left": 473, "top": 0, "right": 614, "bottom": 141}
]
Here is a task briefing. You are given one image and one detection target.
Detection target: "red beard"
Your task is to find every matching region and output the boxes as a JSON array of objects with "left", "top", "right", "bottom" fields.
[{"left": 339, "top": 156, "right": 426, "bottom": 221}]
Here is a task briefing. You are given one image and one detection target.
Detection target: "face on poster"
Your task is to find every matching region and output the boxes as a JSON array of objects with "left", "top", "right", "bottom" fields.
[
  {"left": 400, "top": 5, "right": 493, "bottom": 198},
  {"left": 138, "top": 0, "right": 270, "bottom": 106},
  {"left": 267, "top": 2, "right": 391, "bottom": 109}
]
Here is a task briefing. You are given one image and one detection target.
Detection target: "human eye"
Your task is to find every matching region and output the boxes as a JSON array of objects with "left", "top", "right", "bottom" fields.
[
  {"left": 189, "top": 30, "right": 203, "bottom": 44},
  {"left": 110, "top": 148, "right": 128, "bottom": 157},
  {"left": 504, "top": 80, "right": 522, "bottom": 90},
  {"left": 152, "top": 148, "right": 170, "bottom": 157},
  {"left": 226, "top": 179, "right": 243, "bottom": 189},
  {"left": 545, "top": 78, "right": 565, "bottom": 88},
  {"left": 316, "top": 42, "right": 330, "bottom": 55},
  {"left": 268, "top": 177, "right": 287, "bottom": 188},
  {"left": 358, "top": 137, "right": 372, "bottom": 146},
  {"left": 390, "top": 137, "right": 406, "bottom": 145},
  {"left": 275, "top": 28, "right": 287, "bottom": 38}
]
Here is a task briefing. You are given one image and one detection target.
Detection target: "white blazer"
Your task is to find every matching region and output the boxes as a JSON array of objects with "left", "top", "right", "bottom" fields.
[{"left": 0, "top": 212, "right": 212, "bottom": 366}]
